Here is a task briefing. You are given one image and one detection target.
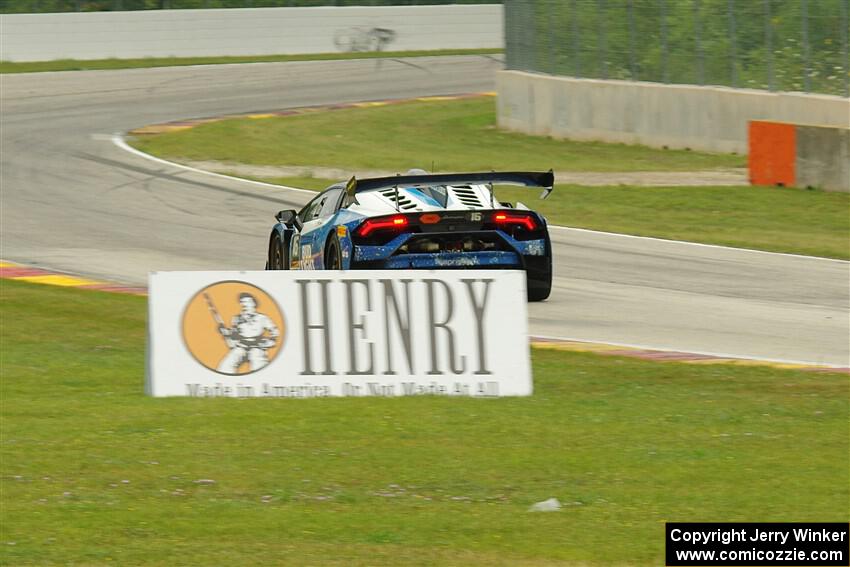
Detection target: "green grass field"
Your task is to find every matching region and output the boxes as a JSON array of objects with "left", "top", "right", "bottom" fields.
[
  {"left": 2, "top": 279, "right": 848, "bottom": 564},
  {"left": 0, "top": 49, "right": 502, "bottom": 74},
  {"left": 132, "top": 98, "right": 744, "bottom": 173}
]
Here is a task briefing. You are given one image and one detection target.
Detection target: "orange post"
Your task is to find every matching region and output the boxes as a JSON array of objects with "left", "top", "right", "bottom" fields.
[{"left": 749, "top": 121, "right": 796, "bottom": 187}]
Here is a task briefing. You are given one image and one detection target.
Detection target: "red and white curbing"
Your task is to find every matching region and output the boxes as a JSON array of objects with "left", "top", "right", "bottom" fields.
[{"left": 0, "top": 260, "right": 146, "bottom": 295}]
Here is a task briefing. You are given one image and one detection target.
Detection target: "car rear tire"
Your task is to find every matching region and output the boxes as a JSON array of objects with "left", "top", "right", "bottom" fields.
[
  {"left": 325, "top": 234, "right": 342, "bottom": 270},
  {"left": 527, "top": 269, "right": 552, "bottom": 301},
  {"left": 267, "top": 232, "right": 290, "bottom": 270},
  {"left": 527, "top": 240, "right": 552, "bottom": 302}
]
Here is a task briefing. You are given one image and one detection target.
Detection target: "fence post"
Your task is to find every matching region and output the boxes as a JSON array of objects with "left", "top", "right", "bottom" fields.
[
  {"left": 514, "top": 0, "right": 523, "bottom": 71},
  {"left": 660, "top": 0, "right": 669, "bottom": 83},
  {"left": 571, "top": 0, "right": 581, "bottom": 77},
  {"left": 529, "top": 0, "right": 537, "bottom": 72},
  {"left": 764, "top": 0, "right": 773, "bottom": 91},
  {"left": 502, "top": 0, "right": 516, "bottom": 69},
  {"left": 802, "top": 0, "right": 811, "bottom": 92},
  {"left": 548, "top": 0, "right": 556, "bottom": 74},
  {"left": 727, "top": 0, "right": 737, "bottom": 87},
  {"left": 694, "top": 0, "right": 704, "bottom": 85},
  {"left": 628, "top": 0, "right": 637, "bottom": 79},
  {"left": 598, "top": 0, "right": 608, "bottom": 79},
  {"left": 517, "top": 0, "right": 524, "bottom": 71},
  {"left": 843, "top": 0, "right": 849, "bottom": 97}
]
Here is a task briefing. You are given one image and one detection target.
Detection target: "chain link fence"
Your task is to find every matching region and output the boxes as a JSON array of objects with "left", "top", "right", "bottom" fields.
[
  {"left": 505, "top": 0, "right": 849, "bottom": 97},
  {"left": 0, "top": 0, "right": 492, "bottom": 13}
]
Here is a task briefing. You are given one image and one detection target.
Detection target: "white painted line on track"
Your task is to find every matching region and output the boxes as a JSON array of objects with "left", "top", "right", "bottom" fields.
[
  {"left": 112, "top": 133, "right": 848, "bottom": 264},
  {"left": 529, "top": 333, "right": 849, "bottom": 369},
  {"left": 548, "top": 225, "right": 850, "bottom": 264},
  {"left": 111, "top": 134, "right": 316, "bottom": 195}
]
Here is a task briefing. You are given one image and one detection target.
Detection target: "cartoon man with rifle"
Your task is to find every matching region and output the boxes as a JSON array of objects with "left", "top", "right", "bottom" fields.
[{"left": 204, "top": 291, "right": 280, "bottom": 374}]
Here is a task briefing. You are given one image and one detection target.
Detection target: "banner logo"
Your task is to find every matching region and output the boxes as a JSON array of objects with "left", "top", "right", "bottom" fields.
[{"left": 182, "top": 281, "right": 285, "bottom": 375}]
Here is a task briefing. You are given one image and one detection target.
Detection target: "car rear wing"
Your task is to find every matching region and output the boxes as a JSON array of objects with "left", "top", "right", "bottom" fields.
[{"left": 343, "top": 170, "right": 554, "bottom": 208}]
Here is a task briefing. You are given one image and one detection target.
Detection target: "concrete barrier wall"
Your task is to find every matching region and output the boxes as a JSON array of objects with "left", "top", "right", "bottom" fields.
[
  {"left": 796, "top": 125, "right": 850, "bottom": 192},
  {"left": 749, "top": 121, "right": 850, "bottom": 192},
  {"left": 497, "top": 70, "right": 850, "bottom": 155},
  {"left": 0, "top": 5, "right": 503, "bottom": 62}
]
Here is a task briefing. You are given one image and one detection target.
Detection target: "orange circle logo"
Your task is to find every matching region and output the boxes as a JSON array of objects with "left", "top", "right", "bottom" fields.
[{"left": 182, "top": 281, "right": 285, "bottom": 376}]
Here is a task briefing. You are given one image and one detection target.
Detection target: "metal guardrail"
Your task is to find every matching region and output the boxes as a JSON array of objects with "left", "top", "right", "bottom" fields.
[{"left": 505, "top": 0, "right": 849, "bottom": 97}]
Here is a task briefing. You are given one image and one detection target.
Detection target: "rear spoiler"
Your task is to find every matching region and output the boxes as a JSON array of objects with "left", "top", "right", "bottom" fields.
[{"left": 343, "top": 170, "right": 554, "bottom": 207}]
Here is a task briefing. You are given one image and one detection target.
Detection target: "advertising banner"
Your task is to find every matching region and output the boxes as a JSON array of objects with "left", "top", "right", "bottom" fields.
[{"left": 146, "top": 270, "right": 531, "bottom": 398}]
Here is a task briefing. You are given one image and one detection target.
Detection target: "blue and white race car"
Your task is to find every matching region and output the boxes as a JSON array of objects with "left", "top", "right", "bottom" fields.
[{"left": 265, "top": 170, "right": 554, "bottom": 301}]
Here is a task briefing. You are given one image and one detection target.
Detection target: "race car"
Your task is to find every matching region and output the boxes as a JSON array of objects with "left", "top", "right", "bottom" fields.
[{"left": 265, "top": 170, "right": 554, "bottom": 301}]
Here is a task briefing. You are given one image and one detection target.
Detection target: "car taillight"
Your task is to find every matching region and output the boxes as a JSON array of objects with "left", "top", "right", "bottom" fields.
[
  {"left": 491, "top": 211, "right": 538, "bottom": 231},
  {"left": 356, "top": 215, "right": 409, "bottom": 238}
]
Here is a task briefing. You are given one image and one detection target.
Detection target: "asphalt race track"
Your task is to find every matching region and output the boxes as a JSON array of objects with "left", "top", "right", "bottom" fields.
[{"left": 2, "top": 56, "right": 848, "bottom": 367}]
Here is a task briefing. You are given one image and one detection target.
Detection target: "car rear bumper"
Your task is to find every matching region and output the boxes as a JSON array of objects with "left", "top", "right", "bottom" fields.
[{"left": 353, "top": 251, "right": 523, "bottom": 270}]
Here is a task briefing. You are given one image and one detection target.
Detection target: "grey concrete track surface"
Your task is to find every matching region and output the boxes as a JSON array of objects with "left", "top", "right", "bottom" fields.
[{"left": 2, "top": 56, "right": 848, "bottom": 366}]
